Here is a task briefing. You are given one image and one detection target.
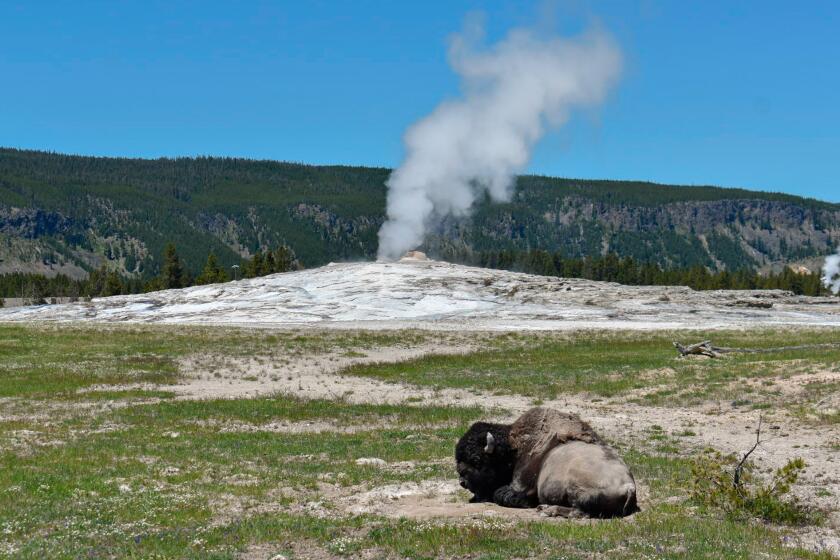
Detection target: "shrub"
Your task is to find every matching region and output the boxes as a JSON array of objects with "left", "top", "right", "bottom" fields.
[{"left": 690, "top": 448, "right": 813, "bottom": 524}]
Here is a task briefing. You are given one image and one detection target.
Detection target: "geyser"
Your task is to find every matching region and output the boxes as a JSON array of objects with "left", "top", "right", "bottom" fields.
[
  {"left": 377, "top": 16, "right": 622, "bottom": 260},
  {"left": 823, "top": 247, "right": 840, "bottom": 295}
]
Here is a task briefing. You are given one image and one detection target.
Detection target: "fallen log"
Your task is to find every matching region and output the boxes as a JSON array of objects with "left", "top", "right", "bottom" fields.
[
  {"left": 673, "top": 340, "right": 840, "bottom": 358},
  {"left": 673, "top": 340, "right": 719, "bottom": 357}
]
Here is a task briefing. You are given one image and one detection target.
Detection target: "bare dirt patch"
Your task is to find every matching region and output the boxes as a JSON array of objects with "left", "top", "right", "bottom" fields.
[
  {"left": 172, "top": 343, "right": 477, "bottom": 401},
  {"left": 770, "top": 369, "right": 840, "bottom": 392},
  {"left": 345, "top": 480, "right": 535, "bottom": 520},
  {"left": 192, "top": 418, "right": 373, "bottom": 434},
  {"left": 340, "top": 478, "right": 653, "bottom": 523}
]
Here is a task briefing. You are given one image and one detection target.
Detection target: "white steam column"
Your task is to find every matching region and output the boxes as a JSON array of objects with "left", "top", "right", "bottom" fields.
[
  {"left": 823, "top": 248, "right": 840, "bottom": 294},
  {"left": 377, "top": 18, "right": 623, "bottom": 260}
]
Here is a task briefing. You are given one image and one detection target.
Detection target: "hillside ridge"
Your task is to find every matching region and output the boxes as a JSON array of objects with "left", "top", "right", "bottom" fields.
[{"left": 1, "top": 147, "right": 837, "bottom": 279}]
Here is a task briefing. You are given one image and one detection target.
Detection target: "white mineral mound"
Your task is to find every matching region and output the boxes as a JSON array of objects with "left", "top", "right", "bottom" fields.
[{"left": 2, "top": 260, "right": 839, "bottom": 330}]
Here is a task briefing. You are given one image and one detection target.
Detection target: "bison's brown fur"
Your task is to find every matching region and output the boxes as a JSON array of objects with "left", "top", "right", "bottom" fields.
[{"left": 456, "top": 407, "right": 638, "bottom": 517}]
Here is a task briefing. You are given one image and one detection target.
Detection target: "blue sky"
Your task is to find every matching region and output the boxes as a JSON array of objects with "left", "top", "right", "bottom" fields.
[{"left": 1, "top": 1, "right": 838, "bottom": 201}]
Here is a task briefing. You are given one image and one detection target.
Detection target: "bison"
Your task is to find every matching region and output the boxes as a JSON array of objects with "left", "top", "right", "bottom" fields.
[{"left": 455, "top": 407, "right": 638, "bottom": 518}]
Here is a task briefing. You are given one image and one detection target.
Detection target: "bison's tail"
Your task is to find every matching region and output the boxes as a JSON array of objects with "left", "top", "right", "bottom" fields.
[{"left": 621, "top": 483, "right": 638, "bottom": 516}]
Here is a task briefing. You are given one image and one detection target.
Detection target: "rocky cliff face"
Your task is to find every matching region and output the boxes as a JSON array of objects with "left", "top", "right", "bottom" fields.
[
  {"left": 449, "top": 195, "right": 840, "bottom": 272},
  {"left": 0, "top": 207, "right": 75, "bottom": 239}
]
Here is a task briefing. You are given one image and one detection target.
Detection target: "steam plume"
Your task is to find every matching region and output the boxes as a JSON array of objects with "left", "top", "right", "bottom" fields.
[
  {"left": 377, "top": 18, "right": 622, "bottom": 260},
  {"left": 823, "top": 248, "right": 840, "bottom": 295}
]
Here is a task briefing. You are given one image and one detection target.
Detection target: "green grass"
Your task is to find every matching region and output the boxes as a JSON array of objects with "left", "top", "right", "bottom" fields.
[
  {"left": 343, "top": 329, "right": 840, "bottom": 411},
  {"left": 0, "top": 323, "right": 436, "bottom": 399},
  {"left": 1, "top": 324, "right": 837, "bottom": 559},
  {"left": 345, "top": 331, "right": 676, "bottom": 398},
  {"left": 114, "top": 394, "right": 491, "bottom": 427},
  {"left": 0, "top": 431, "right": 827, "bottom": 559},
  {"left": 2, "top": 393, "right": 830, "bottom": 559},
  {"left": 0, "top": 328, "right": 181, "bottom": 397},
  {"left": 0, "top": 394, "right": 483, "bottom": 559}
]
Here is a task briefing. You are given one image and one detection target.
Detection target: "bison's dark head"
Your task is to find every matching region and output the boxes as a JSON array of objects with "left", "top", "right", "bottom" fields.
[{"left": 455, "top": 421, "right": 515, "bottom": 502}]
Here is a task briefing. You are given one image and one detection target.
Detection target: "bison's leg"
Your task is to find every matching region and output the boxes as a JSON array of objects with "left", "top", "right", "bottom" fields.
[
  {"left": 537, "top": 504, "right": 585, "bottom": 518},
  {"left": 492, "top": 485, "right": 537, "bottom": 508}
]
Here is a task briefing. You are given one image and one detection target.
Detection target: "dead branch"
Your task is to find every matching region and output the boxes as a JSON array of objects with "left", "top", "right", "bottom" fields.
[{"left": 733, "top": 415, "right": 763, "bottom": 491}]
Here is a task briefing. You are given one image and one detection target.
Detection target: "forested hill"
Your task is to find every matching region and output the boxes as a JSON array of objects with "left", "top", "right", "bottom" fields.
[{"left": 1, "top": 147, "right": 838, "bottom": 279}]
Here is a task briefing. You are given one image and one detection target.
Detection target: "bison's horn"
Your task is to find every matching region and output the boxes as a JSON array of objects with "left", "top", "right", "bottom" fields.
[{"left": 484, "top": 432, "right": 496, "bottom": 454}]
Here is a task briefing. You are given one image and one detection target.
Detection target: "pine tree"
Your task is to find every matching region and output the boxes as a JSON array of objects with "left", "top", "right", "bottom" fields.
[
  {"left": 160, "top": 243, "right": 185, "bottom": 289},
  {"left": 124, "top": 251, "right": 137, "bottom": 273},
  {"left": 196, "top": 253, "right": 228, "bottom": 285},
  {"left": 262, "top": 251, "right": 276, "bottom": 275},
  {"left": 85, "top": 265, "right": 108, "bottom": 296},
  {"left": 603, "top": 253, "right": 620, "bottom": 281},
  {"left": 143, "top": 277, "right": 163, "bottom": 292},
  {"left": 246, "top": 250, "right": 264, "bottom": 278},
  {"left": 102, "top": 270, "right": 124, "bottom": 296},
  {"left": 529, "top": 250, "right": 557, "bottom": 276},
  {"left": 275, "top": 245, "right": 295, "bottom": 273}
]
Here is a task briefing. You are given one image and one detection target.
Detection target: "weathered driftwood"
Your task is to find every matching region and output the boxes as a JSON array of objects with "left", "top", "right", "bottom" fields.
[
  {"left": 673, "top": 340, "right": 840, "bottom": 358},
  {"left": 673, "top": 340, "right": 720, "bottom": 357}
]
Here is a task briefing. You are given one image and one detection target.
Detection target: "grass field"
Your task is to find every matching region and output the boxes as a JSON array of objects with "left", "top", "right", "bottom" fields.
[
  {"left": 1, "top": 324, "right": 837, "bottom": 559},
  {"left": 346, "top": 329, "right": 840, "bottom": 423}
]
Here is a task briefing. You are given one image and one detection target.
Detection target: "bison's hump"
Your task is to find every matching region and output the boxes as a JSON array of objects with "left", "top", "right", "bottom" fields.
[{"left": 509, "top": 407, "right": 602, "bottom": 458}]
